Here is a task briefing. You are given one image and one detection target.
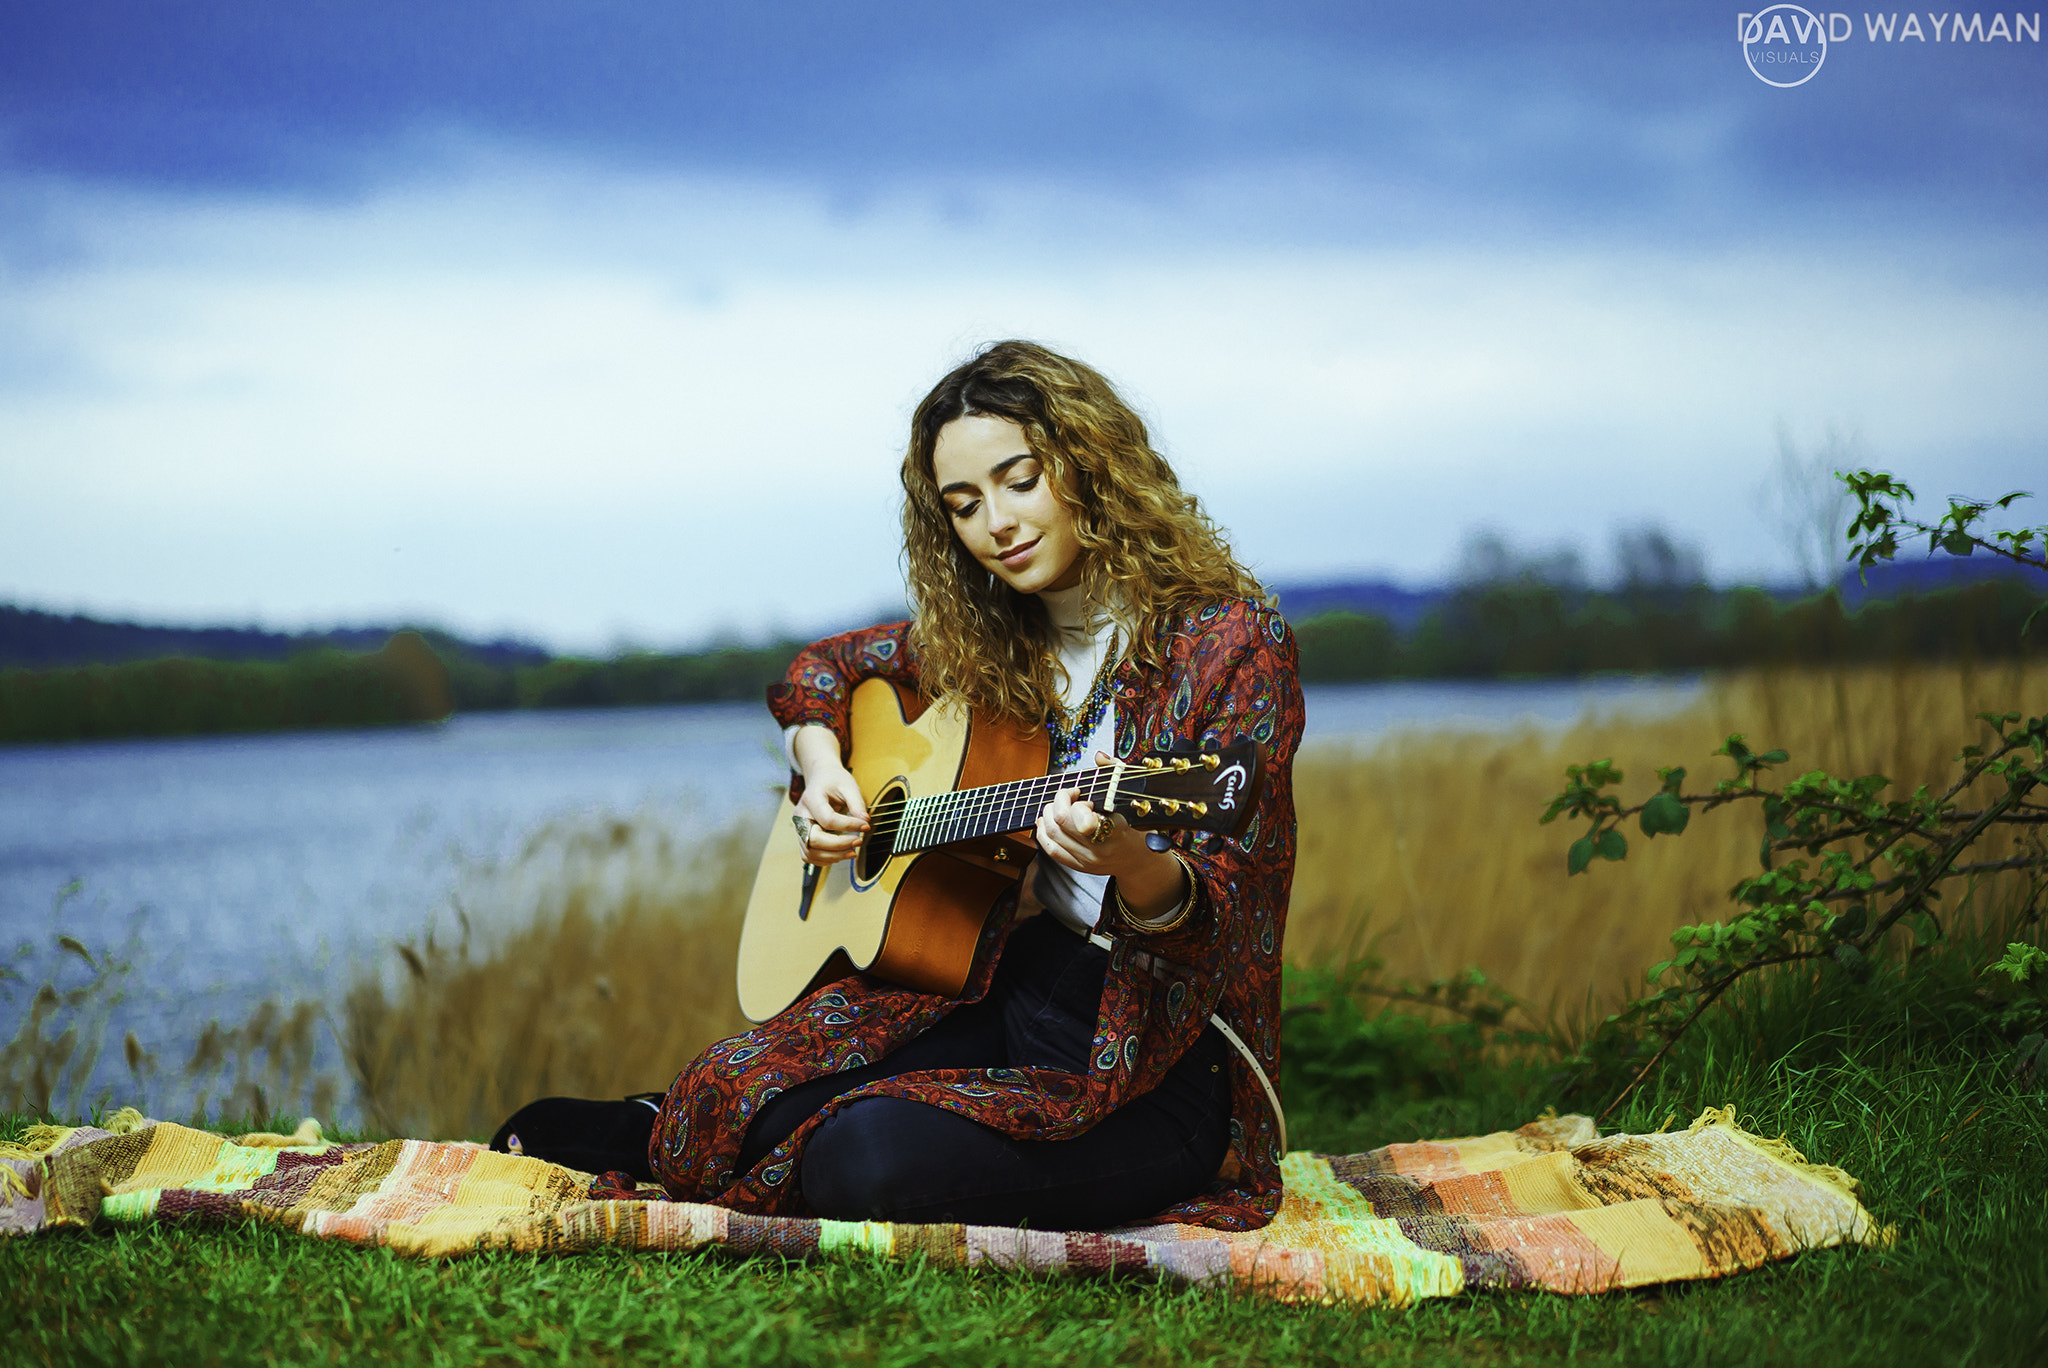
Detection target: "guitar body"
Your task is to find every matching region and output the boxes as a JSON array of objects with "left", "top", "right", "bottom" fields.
[{"left": 736, "top": 678, "right": 1048, "bottom": 1023}]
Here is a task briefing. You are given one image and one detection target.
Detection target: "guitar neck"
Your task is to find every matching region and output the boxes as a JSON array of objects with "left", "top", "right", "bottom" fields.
[{"left": 889, "top": 764, "right": 1114, "bottom": 853}]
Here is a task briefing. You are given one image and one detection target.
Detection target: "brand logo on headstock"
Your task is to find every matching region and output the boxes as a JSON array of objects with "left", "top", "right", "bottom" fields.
[{"left": 1217, "top": 762, "right": 1249, "bottom": 810}]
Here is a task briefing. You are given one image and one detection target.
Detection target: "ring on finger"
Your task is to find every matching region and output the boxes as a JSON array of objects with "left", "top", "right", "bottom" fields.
[{"left": 1090, "top": 814, "right": 1115, "bottom": 845}]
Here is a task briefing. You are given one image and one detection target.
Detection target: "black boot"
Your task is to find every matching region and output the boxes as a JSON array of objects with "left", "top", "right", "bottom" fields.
[{"left": 489, "top": 1093, "right": 663, "bottom": 1182}]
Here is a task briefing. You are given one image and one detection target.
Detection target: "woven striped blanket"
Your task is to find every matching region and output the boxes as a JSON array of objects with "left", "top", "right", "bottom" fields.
[{"left": 2, "top": 1108, "right": 1879, "bottom": 1305}]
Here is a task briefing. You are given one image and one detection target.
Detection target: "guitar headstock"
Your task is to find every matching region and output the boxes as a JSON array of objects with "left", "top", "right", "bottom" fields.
[{"left": 1112, "top": 740, "right": 1266, "bottom": 839}]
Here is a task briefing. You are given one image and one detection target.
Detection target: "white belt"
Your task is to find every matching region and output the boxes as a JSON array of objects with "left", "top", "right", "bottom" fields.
[{"left": 1083, "top": 930, "right": 1288, "bottom": 1155}]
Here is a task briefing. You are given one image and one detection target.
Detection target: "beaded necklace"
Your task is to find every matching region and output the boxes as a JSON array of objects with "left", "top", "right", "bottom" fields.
[{"left": 1045, "top": 629, "right": 1120, "bottom": 770}]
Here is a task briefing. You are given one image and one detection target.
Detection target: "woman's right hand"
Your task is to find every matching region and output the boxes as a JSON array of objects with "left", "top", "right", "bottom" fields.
[{"left": 792, "top": 725, "right": 869, "bottom": 866}]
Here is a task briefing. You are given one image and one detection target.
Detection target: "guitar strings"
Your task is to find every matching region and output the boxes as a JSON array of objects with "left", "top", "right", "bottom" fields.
[
  {"left": 860, "top": 771, "right": 1127, "bottom": 840},
  {"left": 859, "top": 763, "right": 1138, "bottom": 833},
  {"left": 853, "top": 760, "right": 1194, "bottom": 847},
  {"left": 861, "top": 769, "right": 1126, "bottom": 838},
  {"left": 849, "top": 749, "right": 1220, "bottom": 838}
]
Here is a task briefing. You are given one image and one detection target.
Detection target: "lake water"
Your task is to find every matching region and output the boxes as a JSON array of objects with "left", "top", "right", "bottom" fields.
[{"left": 0, "top": 675, "right": 1696, "bottom": 1122}]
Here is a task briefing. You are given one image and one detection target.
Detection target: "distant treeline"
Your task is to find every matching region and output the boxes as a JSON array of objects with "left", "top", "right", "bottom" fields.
[
  {"left": 0, "top": 605, "right": 549, "bottom": 671},
  {"left": 1292, "top": 578, "right": 2048, "bottom": 682},
  {"left": 440, "top": 578, "right": 2046, "bottom": 709},
  {"left": 0, "top": 606, "right": 807, "bottom": 743},
  {"left": 4, "top": 571, "right": 2044, "bottom": 744},
  {"left": 0, "top": 632, "right": 455, "bottom": 744},
  {"left": 442, "top": 643, "right": 804, "bottom": 712}
]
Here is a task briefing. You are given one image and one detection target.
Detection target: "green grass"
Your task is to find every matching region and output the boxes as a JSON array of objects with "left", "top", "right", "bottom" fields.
[{"left": 7, "top": 956, "right": 2048, "bottom": 1367}]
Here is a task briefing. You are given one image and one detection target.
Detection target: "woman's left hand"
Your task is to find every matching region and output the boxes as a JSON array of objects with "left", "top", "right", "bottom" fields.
[
  {"left": 1034, "top": 753, "right": 1189, "bottom": 921},
  {"left": 1034, "top": 783, "right": 1147, "bottom": 878}
]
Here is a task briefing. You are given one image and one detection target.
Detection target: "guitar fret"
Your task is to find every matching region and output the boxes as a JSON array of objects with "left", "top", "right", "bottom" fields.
[
  {"left": 972, "top": 771, "right": 999, "bottom": 840},
  {"left": 959, "top": 782, "right": 981, "bottom": 843},
  {"left": 984, "top": 777, "right": 1007, "bottom": 838}
]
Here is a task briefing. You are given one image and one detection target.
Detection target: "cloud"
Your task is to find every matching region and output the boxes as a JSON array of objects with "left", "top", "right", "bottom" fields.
[
  {"left": 5, "top": 3, "right": 2044, "bottom": 238},
  {"left": 1, "top": 156, "right": 2043, "bottom": 649}
]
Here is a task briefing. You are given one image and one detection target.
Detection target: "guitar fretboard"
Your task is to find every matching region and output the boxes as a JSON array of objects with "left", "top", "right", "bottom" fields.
[{"left": 882, "top": 764, "right": 1122, "bottom": 854}]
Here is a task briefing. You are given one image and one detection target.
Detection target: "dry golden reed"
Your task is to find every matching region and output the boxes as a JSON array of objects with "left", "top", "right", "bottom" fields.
[
  {"left": 344, "top": 811, "right": 763, "bottom": 1141},
  {"left": 345, "top": 661, "right": 2043, "bottom": 1140},
  {"left": 1287, "top": 659, "right": 2046, "bottom": 1022}
]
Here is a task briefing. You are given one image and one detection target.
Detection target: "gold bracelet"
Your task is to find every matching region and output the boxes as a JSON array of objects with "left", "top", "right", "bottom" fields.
[{"left": 1115, "top": 851, "right": 1198, "bottom": 934}]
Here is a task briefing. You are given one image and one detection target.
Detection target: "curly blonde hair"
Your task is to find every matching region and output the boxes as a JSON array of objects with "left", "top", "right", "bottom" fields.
[{"left": 900, "top": 340, "right": 1266, "bottom": 729}]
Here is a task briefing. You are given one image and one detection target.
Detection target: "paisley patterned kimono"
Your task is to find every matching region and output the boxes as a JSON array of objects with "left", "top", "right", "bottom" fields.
[{"left": 649, "top": 597, "right": 1303, "bottom": 1230}]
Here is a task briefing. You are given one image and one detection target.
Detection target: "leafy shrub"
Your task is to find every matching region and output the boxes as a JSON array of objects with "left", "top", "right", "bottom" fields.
[{"left": 1542, "top": 472, "right": 2047, "bottom": 1118}]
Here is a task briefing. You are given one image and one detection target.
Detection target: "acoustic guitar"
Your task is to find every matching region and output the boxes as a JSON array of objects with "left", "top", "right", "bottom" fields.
[{"left": 736, "top": 677, "right": 1266, "bottom": 1022}]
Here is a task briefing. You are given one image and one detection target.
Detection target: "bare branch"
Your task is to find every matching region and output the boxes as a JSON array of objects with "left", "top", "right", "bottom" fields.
[{"left": 1859, "top": 776, "right": 2041, "bottom": 949}]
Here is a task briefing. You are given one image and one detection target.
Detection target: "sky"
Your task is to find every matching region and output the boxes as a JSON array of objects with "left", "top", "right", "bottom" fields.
[{"left": 2, "top": 2, "right": 2043, "bottom": 652}]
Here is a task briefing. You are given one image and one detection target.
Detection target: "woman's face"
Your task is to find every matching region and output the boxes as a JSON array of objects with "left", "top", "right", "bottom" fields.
[{"left": 931, "top": 415, "right": 1084, "bottom": 595}]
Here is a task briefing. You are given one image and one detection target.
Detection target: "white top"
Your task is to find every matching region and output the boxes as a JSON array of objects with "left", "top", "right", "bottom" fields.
[
  {"left": 1030, "top": 584, "right": 1118, "bottom": 934},
  {"left": 783, "top": 585, "right": 1121, "bottom": 934}
]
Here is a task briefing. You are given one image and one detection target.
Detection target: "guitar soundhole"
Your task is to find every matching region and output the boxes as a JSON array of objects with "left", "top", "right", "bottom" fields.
[{"left": 855, "top": 780, "right": 906, "bottom": 885}]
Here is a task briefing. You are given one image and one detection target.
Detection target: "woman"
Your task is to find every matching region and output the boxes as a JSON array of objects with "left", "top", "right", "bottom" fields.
[{"left": 511, "top": 341, "right": 1301, "bottom": 1231}]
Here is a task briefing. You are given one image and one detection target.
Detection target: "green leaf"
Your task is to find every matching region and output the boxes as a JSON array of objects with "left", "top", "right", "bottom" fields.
[
  {"left": 1941, "top": 530, "right": 1975, "bottom": 556},
  {"left": 1990, "top": 942, "right": 2048, "bottom": 985},
  {"left": 1596, "top": 828, "right": 1628, "bottom": 862},
  {"left": 1831, "top": 943, "right": 1872, "bottom": 982},
  {"left": 1639, "top": 791, "right": 1690, "bottom": 837},
  {"left": 1567, "top": 835, "right": 1595, "bottom": 876}
]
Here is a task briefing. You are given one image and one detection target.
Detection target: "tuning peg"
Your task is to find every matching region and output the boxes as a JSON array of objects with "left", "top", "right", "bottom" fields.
[
  {"left": 1129, "top": 799, "right": 1153, "bottom": 815},
  {"left": 1170, "top": 756, "right": 1194, "bottom": 772},
  {"left": 1200, "top": 753, "right": 1221, "bottom": 770},
  {"left": 1188, "top": 801, "right": 1208, "bottom": 817}
]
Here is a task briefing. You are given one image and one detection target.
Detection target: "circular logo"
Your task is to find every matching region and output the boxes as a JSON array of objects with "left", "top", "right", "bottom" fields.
[{"left": 1742, "top": 4, "right": 1828, "bottom": 87}]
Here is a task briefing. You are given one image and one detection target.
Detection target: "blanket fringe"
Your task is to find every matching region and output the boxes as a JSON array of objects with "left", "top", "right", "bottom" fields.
[
  {"left": 0, "top": 1106, "right": 155, "bottom": 1161},
  {"left": 0, "top": 1128, "right": 68, "bottom": 1162},
  {"left": 1686, "top": 1104, "right": 1865, "bottom": 1203},
  {"left": 233, "top": 1118, "right": 328, "bottom": 1150}
]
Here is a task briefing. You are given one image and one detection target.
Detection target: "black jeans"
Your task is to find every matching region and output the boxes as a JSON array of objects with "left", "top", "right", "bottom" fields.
[{"left": 737, "top": 914, "right": 1231, "bottom": 1229}]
